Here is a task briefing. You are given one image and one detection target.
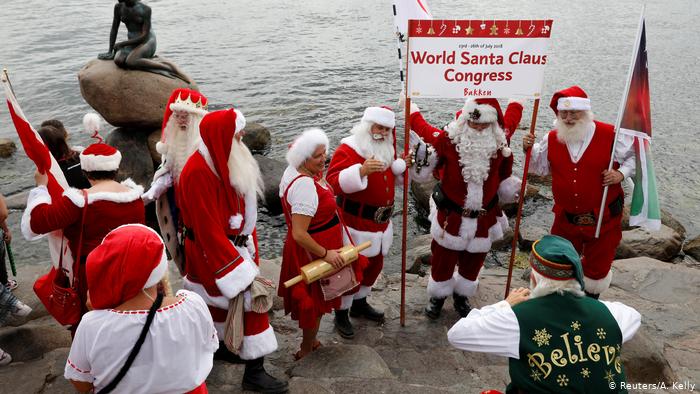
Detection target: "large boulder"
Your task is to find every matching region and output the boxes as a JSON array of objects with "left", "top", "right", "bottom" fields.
[
  {"left": 410, "top": 178, "right": 437, "bottom": 216},
  {"left": 106, "top": 128, "right": 155, "bottom": 188},
  {"left": 683, "top": 235, "right": 700, "bottom": 261},
  {"left": 254, "top": 154, "right": 287, "bottom": 215},
  {"left": 0, "top": 138, "right": 16, "bottom": 158},
  {"left": 78, "top": 59, "right": 197, "bottom": 129},
  {"left": 147, "top": 129, "right": 162, "bottom": 165},
  {"left": 616, "top": 224, "right": 683, "bottom": 262},
  {"left": 622, "top": 205, "right": 686, "bottom": 239},
  {"left": 242, "top": 123, "right": 271, "bottom": 153}
]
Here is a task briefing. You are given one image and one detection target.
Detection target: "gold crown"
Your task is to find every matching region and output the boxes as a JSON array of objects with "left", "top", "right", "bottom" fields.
[{"left": 172, "top": 92, "right": 207, "bottom": 111}]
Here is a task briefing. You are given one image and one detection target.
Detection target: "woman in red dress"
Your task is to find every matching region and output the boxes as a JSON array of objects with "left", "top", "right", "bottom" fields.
[{"left": 279, "top": 128, "right": 363, "bottom": 359}]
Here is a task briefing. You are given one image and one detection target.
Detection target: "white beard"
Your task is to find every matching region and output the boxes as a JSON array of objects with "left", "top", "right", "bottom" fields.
[
  {"left": 228, "top": 138, "right": 264, "bottom": 199},
  {"left": 555, "top": 111, "right": 594, "bottom": 144},
  {"left": 161, "top": 116, "right": 202, "bottom": 182},
  {"left": 447, "top": 122, "right": 499, "bottom": 184},
  {"left": 351, "top": 121, "right": 395, "bottom": 165}
]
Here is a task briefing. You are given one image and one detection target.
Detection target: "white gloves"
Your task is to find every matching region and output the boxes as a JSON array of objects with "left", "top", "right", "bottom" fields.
[{"left": 142, "top": 172, "right": 173, "bottom": 203}]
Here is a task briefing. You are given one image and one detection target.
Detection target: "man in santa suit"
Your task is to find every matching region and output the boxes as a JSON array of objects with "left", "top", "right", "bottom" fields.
[
  {"left": 523, "top": 86, "right": 635, "bottom": 299},
  {"left": 326, "top": 106, "right": 409, "bottom": 338},
  {"left": 409, "top": 98, "right": 523, "bottom": 320},
  {"left": 143, "top": 88, "right": 208, "bottom": 273},
  {"left": 177, "top": 109, "right": 287, "bottom": 393}
]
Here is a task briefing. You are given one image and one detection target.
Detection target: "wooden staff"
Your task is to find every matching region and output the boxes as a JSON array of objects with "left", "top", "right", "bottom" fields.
[
  {"left": 399, "top": 33, "right": 412, "bottom": 327},
  {"left": 505, "top": 99, "right": 540, "bottom": 298}
]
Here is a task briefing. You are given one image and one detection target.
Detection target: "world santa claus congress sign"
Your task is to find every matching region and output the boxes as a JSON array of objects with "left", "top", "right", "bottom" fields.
[{"left": 407, "top": 19, "right": 553, "bottom": 99}]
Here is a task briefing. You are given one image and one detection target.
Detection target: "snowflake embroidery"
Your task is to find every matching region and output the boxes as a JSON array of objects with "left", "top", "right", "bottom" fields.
[
  {"left": 596, "top": 328, "right": 607, "bottom": 340},
  {"left": 580, "top": 368, "right": 591, "bottom": 378},
  {"left": 416, "top": 26, "right": 423, "bottom": 34},
  {"left": 532, "top": 328, "right": 552, "bottom": 347},
  {"left": 504, "top": 27, "right": 511, "bottom": 34},
  {"left": 604, "top": 370, "right": 616, "bottom": 383},
  {"left": 557, "top": 374, "right": 569, "bottom": 387},
  {"left": 530, "top": 369, "right": 542, "bottom": 382},
  {"left": 570, "top": 321, "right": 581, "bottom": 331}
]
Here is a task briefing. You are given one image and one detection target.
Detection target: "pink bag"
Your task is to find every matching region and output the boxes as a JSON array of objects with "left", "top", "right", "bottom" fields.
[{"left": 319, "top": 265, "right": 358, "bottom": 301}]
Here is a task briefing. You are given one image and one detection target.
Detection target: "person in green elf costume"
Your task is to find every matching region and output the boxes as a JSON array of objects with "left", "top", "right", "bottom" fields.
[{"left": 447, "top": 235, "right": 641, "bottom": 393}]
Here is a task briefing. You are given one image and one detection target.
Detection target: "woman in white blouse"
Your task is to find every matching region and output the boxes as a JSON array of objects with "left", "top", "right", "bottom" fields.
[{"left": 64, "top": 224, "right": 218, "bottom": 394}]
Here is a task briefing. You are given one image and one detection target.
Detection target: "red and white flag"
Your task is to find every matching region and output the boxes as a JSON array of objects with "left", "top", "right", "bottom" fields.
[{"left": 393, "top": 0, "right": 432, "bottom": 40}]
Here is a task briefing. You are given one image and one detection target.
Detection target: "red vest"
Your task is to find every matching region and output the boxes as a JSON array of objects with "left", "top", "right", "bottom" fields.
[{"left": 548, "top": 121, "right": 623, "bottom": 219}]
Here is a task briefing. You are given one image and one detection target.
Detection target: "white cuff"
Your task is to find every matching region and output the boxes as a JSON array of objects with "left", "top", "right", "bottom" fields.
[
  {"left": 21, "top": 186, "right": 51, "bottom": 241},
  {"left": 338, "top": 163, "right": 368, "bottom": 193},
  {"left": 215, "top": 258, "right": 259, "bottom": 299}
]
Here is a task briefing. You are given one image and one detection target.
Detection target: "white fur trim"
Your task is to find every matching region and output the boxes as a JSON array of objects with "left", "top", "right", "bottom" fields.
[
  {"left": 233, "top": 109, "right": 246, "bottom": 134},
  {"left": 63, "top": 179, "right": 144, "bottom": 207},
  {"left": 241, "top": 191, "right": 257, "bottom": 235},
  {"left": 497, "top": 175, "right": 522, "bottom": 204},
  {"left": 427, "top": 275, "right": 455, "bottom": 298},
  {"left": 229, "top": 214, "right": 243, "bottom": 230},
  {"left": 353, "top": 285, "right": 372, "bottom": 300},
  {"left": 461, "top": 99, "right": 498, "bottom": 124},
  {"left": 286, "top": 128, "right": 329, "bottom": 168},
  {"left": 338, "top": 164, "right": 368, "bottom": 194},
  {"left": 240, "top": 325, "right": 278, "bottom": 360},
  {"left": 391, "top": 159, "right": 406, "bottom": 175},
  {"left": 155, "top": 140, "right": 168, "bottom": 155},
  {"left": 144, "top": 248, "right": 168, "bottom": 288},
  {"left": 429, "top": 197, "right": 509, "bottom": 252},
  {"left": 453, "top": 271, "right": 479, "bottom": 297},
  {"left": 169, "top": 102, "right": 208, "bottom": 117},
  {"left": 508, "top": 98, "right": 525, "bottom": 106},
  {"left": 339, "top": 294, "right": 354, "bottom": 310},
  {"left": 342, "top": 221, "right": 393, "bottom": 257},
  {"left": 198, "top": 141, "right": 219, "bottom": 178},
  {"left": 465, "top": 181, "right": 484, "bottom": 211},
  {"left": 215, "top": 257, "right": 259, "bottom": 299},
  {"left": 80, "top": 150, "right": 122, "bottom": 172},
  {"left": 82, "top": 113, "right": 102, "bottom": 134},
  {"left": 409, "top": 102, "right": 420, "bottom": 115},
  {"left": 21, "top": 186, "right": 51, "bottom": 241},
  {"left": 183, "top": 277, "right": 230, "bottom": 309},
  {"left": 362, "top": 107, "right": 395, "bottom": 128},
  {"left": 583, "top": 271, "right": 613, "bottom": 295},
  {"left": 557, "top": 97, "right": 591, "bottom": 111}
]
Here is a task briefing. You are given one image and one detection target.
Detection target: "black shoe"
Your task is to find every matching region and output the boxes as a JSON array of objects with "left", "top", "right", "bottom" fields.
[
  {"left": 350, "top": 297, "right": 385, "bottom": 323},
  {"left": 242, "top": 357, "right": 289, "bottom": 393},
  {"left": 453, "top": 294, "right": 471, "bottom": 318},
  {"left": 424, "top": 297, "right": 446, "bottom": 320},
  {"left": 213, "top": 341, "right": 245, "bottom": 364},
  {"left": 334, "top": 309, "right": 355, "bottom": 339},
  {"left": 585, "top": 291, "right": 600, "bottom": 300}
]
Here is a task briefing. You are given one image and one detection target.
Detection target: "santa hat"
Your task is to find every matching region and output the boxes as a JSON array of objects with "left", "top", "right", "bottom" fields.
[
  {"left": 361, "top": 106, "right": 395, "bottom": 128},
  {"left": 549, "top": 86, "right": 591, "bottom": 115},
  {"left": 79, "top": 113, "right": 121, "bottom": 172},
  {"left": 458, "top": 98, "right": 504, "bottom": 126},
  {"left": 157, "top": 89, "right": 209, "bottom": 155},
  {"left": 200, "top": 108, "right": 247, "bottom": 178},
  {"left": 86, "top": 224, "right": 167, "bottom": 310},
  {"left": 286, "top": 128, "right": 329, "bottom": 168},
  {"left": 530, "top": 235, "right": 585, "bottom": 290}
]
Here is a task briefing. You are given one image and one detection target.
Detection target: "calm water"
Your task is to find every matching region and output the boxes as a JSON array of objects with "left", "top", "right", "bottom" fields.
[{"left": 1, "top": 0, "right": 699, "bottom": 266}]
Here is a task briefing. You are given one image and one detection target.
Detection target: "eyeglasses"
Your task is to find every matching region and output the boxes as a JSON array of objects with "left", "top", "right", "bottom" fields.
[{"left": 558, "top": 110, "right": 584, "bottom": 120}]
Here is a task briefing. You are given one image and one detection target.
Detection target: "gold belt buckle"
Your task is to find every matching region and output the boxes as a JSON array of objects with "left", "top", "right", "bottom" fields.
[
  {"left": 574, "top": 214, "right": 596, "bottom": 226},
  {"left": 374, "top": 206, "right": 393, "bottom": 224}
]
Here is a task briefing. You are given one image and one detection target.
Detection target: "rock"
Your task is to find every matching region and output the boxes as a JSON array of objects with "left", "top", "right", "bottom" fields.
[
  {"left": 527, "top": 174, "right": 551, "bottom": 186},
  {"left": 260, "top": 257, "right": 285, "bottom": 311},
  {"left": 0, "top": 320, "right": 71, "bottom": 362},
  {"left": 406, "top": 234, "right": 433, "bottom": 274},
  {"left": 147, "top": 129, "right": 162, "bottom": 165},
  {"left": 0, "top": 348, "right": 72, "bottom": 394},
  {"left": 255, "top": 154, "right": 287, "bottom": 215},
  {"left": 410, "top": 178, "right": 437, "bottom": 216},
  {"left": 106, "top": 128, "right": 155, "bottom": 188},
  {"left": 491, "top": 227, "right": 514, "bottom": 251},
  {"left": 501, "top": 184, "right": 540, "bottom": 217},
  {"left": 517, "top": 205, "right": 554, "bottom": 251},
  {"left": 622, "top": 328, "right": 677, "bottom": 384},
  {"left": 4, "top": 190, "right": 28, "bottom": 210},
  {"left": 78, "top": 58, "right": 197, "bottom": 129},
  {"left": 683, "top": 235, "right": 700, "bottom": 261},
  {"left": 0, "top": 138, "right": 17, "bottom": 158},
  {"left": 622, "top": 205, "right": 686, "bottom": 239},
  {"left": 616, "top": 224, "right": 683, "bottom": 262},
  {"left": 290, "top": 344, "right": 393, "bottom": 379},
  {"left": 242, "top": 123, "right": 271, "bottom": 153}
]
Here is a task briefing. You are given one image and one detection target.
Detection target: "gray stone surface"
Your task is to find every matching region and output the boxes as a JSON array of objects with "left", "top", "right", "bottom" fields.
[
  {"left": 242, "top": 123, "right": 271, "bottom": 153},
  {"left": 290, "top": 345, "right": 393, "bottom": 379},
  {"left": 0, "top": 138, "right": 17, "bottom": 158},
  {"left": 147, "top": 128, "right": 162, "bottom": 165},
  {"left": 616, "top": 225, "right": 683, "bottom": 262},
  {"left": 255, "top": 154, "right": 287, "bottom": 215},
  {"left": 78, "top": 58, "right": 197, "bottom": 129},
  {"left": 683, "top": 235, "right": 700, "bottom": 261},
  {"left": 106, "top": 127, "right": 155, "bottom": 188},
  {"left": 4, "top": 190, "right": 28, "bottom": 210},
  {"left": 410, "top": 178, "right": 437, "bottom": 216},
  {"left": 622, "top": 206, "right": 687, "bottom": 239}
]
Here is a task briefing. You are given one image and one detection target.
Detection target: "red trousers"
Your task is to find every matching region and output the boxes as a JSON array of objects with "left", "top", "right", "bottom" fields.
[
  {"left": 550, "top": 213, "right": 622, "bottom": 280},
  {"left": 361, "top": 254, "right": 384, "bottom": 287},
  {"left": 430, "top": 241, "right": 486, "bottom": 282}
]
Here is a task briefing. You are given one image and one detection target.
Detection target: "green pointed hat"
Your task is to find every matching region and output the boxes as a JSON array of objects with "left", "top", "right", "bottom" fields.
[{"left": 530, "top": 235, "right": 585, "bottom": 290}]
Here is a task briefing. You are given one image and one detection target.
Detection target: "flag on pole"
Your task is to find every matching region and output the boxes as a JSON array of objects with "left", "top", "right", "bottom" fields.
[
  {"left": 393, "top": 0, "right": 432, "bottom": 41},
  {"left": 617, "top": 14, "right": 661, "bottom": 231},
  {"left": 2, "top": 71, "right": 74, "bottom": 275}
]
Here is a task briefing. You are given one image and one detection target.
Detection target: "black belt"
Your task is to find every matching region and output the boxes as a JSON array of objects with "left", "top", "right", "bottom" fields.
[
  {"left": 565, "top": 195, "right": 623, "bottom": 226},
  {"left": 308, "top": 215, "right": 340, "bottom": 234},
  {"left": 432, "top": 183, "right": 499, "bottom": 218},
  {"left": 336, "top": 196, "right": 393, "bottom": 224},
  {"left": 183, "top": 226, "right": 249, "bottom": 247}
]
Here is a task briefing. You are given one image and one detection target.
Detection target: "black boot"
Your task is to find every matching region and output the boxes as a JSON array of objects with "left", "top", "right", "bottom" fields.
[
  {"left": 424, "top": 297, "right": 446, "bottom": 320},
  {"left": 213, "top": 341, "right": 245, "bottom": 364},
  {"left": 453, "top": 294, "right": 471, "bottom": 318},
  {"left": 585, "top": 291, "right": 600, "bottom": 300},
  {"left": 242, "top": 357, "right": 289, "bottom": 393},
  {"left": 334, "top": 309, "right": 355, "bottom": 339},
  {"left": 350, "top": 297, "right": 385, "bottom": 323}
]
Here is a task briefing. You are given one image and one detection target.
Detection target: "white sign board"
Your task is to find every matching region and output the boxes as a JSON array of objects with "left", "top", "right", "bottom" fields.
[{"left": 407, "top": 20, "right": 553, "bottom": 99}]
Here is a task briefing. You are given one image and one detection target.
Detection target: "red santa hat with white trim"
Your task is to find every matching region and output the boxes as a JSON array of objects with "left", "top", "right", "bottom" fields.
[
  {"left": 549, "top": 85, "right": 591, "bottom": 115},
  {"left": 361, "top": 106, "right": 406, "bottom": 174},
  {"left": 79, "top": 113, "right": 122, "bottom": 172},
  {"left": 86, "top": 224, "right": 168, "bottom": 310}
]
